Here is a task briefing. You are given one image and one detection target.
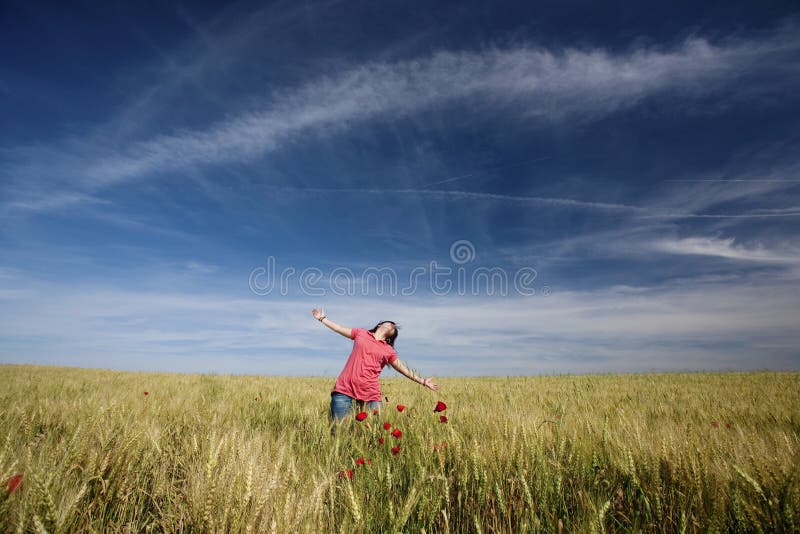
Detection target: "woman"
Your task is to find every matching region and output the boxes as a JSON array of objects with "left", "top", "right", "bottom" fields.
[{"left": 311, "top": 308, "right": 439, "bottom": 423}]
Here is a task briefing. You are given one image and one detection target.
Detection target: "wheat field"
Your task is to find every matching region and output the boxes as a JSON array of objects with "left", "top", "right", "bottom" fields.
[{"left": 0, "top": 365, "right": 798, "bottom": 532}]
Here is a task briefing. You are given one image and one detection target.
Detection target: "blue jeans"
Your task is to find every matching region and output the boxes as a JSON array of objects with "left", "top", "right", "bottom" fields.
[{"left": 330, "top": 392, "right": 382, "bottom": 422}]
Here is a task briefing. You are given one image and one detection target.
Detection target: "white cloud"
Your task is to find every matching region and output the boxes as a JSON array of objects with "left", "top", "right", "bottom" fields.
[
  {"left": 651, "top": 236, "right": 800, "bottom": 264},
  {"left": 85, "top": 29, "right": 799, "bottom": 185},
  {"left": 277, "top": 187, "right": 647, "bottom": 213},
  {"left": 1, "top": 269, "right": 798, "bottom": 374},
  {"left": 3, "top": 22, "right": 798, "bottom": 217},
  {"left": 4, "top": 193, "right": 111, "bottom": 212},
  {"left": 184, "top": 261, "right": 219, "bottom": 274}
]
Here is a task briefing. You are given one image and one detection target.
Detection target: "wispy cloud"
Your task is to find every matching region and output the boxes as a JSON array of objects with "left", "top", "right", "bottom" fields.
[
  {"left": 3, "top": 21, "right": 798, "bottom": 215},
  {"left": 183, "top": 261, "right": 219, "bottom": 275},
  {"left": 650, "top": 236, "right": 800, "bottom": 264},
  {"left": 648, "top": 211, "right": 800, "bottom": 219},
  {"left": 487, "top": 155, "right": 800, "bottom": 272},
  {"left": 4, "top": 193, "right": 111, "bottom": 212},
  {"left": 85, "top": 27, "right": 800, "bottom": 183},
  {"left": 1, "top": 267, "right": 798, "bottom": 374},
  {"left": 277, "top": 187, "right": 647, "bottom": 213}
]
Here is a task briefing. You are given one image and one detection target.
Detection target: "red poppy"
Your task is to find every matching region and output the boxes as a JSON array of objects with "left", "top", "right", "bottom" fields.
[
  {"left": 711, "top": 421, "right": 719, "bottom": 428},
  {"left": 391, "top": 445, "right": 401, "bottom": 455},
  {"left": 434, "top": 401, "right": 446, "bottom": 412},
  {"left": 4, "top": 474, "right": 22, "bottom": 494},
  {"left": 383, "top": 422, "right": 392, "bottom": 430},
  {"left": 338, "top": 469, "right": 354, "bottom": 479},
  {"left": 143, "top": 391, "right": 149, "bottom": 396},
  {"left": 355, "top": 412, "right": 368, "bottom": 421},
  {"left": 373, "top": 409, "right": 379, "bottom": 415},
  {"left": 391, "top": 429, "right": 402, "bottom": 439},
  {"left": 439, "top": 415, "right": 448, "bottom": 423},
  {"left": 725, "top": 423, "right": 732, "bottom": 429},
  {"left": 379, "top": 437, "right": 385, "bottom": 444},
  {"left": 356, "top": 457, "right": 371, "bottom": 465},
  {"left": 397, "top": 404, "right": 405, "bottom": 412},
  {"left": 254, "top": 397, "right": 259, "bottom": 401}
]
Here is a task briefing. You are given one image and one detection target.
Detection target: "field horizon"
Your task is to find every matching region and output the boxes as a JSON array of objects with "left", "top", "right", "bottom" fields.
[{"left": 4, "top": 362, "right": 795, "bottom": 379}]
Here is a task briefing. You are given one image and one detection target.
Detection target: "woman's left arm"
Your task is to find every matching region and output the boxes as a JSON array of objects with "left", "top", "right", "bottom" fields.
[{"left": 390, "top": 358, "right": 439, "bottom": 390}]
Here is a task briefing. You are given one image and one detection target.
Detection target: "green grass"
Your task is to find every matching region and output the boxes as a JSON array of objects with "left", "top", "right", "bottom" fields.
[{"left": 1, "top": 365, "right": 798, "bottom": 532}]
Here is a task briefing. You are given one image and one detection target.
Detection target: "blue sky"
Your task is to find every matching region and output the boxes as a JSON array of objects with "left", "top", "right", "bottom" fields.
[{"left": 1, "top": 1, "right": 799, "bottom": 376}]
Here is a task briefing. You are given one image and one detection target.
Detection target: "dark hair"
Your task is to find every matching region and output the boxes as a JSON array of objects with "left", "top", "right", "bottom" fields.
[{"left": 368, "top": 320, "right": 399, "bottom": 347}]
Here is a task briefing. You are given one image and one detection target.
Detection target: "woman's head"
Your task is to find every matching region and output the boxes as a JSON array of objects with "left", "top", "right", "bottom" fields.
[{"left": 369, "top": 320, "right": 398, "bottom": 346}]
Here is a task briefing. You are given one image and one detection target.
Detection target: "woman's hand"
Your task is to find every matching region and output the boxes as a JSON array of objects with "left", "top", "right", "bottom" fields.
[
  {"left": 312, "top": 309, "right": 352, "bottom": 338},
  {"left": 421, "top": 377, "right": 440, "bottom": 391}
]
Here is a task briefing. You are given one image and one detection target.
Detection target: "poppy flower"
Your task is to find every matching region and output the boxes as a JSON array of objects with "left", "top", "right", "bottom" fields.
[
  {"left": 391, "top": 446, "right": 401, "bottom": 456},
  {"left": 725, "top": 423, "right": 732, "bottom": 429},
  {"left": 391, "top": 429, "right": 402, "bottom": 439},
  {"left": 397, "top": 404, "right": 405, "bottom": 412},
  {"left": 356, "top": 457, "right": 371, "bottom": 465},
  {"left": 254, "top": 397, "right": 259, "bottom": 401},
  {"left": 434, "top": 401, "right": 446, "bottom": 412},
  {"left": 143, "top": 391, "right": 149, "bottom": 396},
  {"left": 355, "top": 412, "right": 368, "bottom": 421},
  {"left": 4, "top": 474, "right": 22, "bottom": 494},
  {"left": 383, "top": 422, "right": 392, "bottom": 430},
  {"left": 711, "top": 421, "right": 719, "bottom": 428},
  {"left": 338, "top": 469, "right": 354, "bottom": 479},
  {"left": 373, "top": 409, "right": 379, "bottom": 415},
  {"left": 439, "top": 415, "right": 448, "bottom": 423},
  {"left": 379, "top": 437, "right": 385, "bottom": 444}
]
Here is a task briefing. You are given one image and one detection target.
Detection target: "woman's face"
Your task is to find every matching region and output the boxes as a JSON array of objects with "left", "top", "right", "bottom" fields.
[{"left": 380, "top": 322, "right": 396, "bottom": 337}]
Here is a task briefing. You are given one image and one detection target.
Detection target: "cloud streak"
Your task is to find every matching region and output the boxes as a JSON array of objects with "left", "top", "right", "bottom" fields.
[
  {"left": 651, "top": 236, "right": 800, "bottom": 264},
  {"left": 8, "top": 24, "right": 798, "bottom": 193},
  {"left": 104, "top": 34, "right": 797, "bottom": 179},
  {"left": 277, "top": 187, "right": 647, "bottom": 213}
]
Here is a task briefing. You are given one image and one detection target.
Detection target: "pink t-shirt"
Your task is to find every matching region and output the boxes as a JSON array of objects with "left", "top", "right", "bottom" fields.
[{"left": 332, "top": 328, "right": 398, "bottom": 402}]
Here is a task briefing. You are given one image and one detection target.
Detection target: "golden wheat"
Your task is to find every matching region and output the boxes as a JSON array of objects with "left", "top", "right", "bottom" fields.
[{"left": 0, "top": 365, "right": 798, "bottom": 532}]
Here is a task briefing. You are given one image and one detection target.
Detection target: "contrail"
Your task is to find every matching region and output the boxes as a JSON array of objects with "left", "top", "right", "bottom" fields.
[
  {"left": 417, "top": 156, "right": 551, "bottom": 189},
  {"left": 664, "top": 179, "right": 800, "bottom": 182}
]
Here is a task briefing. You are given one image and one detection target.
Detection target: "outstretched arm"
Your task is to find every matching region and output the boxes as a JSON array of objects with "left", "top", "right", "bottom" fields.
[
  {"left": 311, "top": 308, "right": 353, "bottom": 339},
  {"left": 390, "top": 358, "right": 440, "bottom": 391}
]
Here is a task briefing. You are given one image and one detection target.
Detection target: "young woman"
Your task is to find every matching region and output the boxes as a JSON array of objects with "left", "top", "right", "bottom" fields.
[{"left": 311, "top": 308, "right": 439, "bottom": 422}]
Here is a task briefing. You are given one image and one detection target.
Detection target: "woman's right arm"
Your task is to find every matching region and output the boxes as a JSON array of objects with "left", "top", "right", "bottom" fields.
[{"left": 312, "top": 308, "right": 353, "bottom": 339}]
